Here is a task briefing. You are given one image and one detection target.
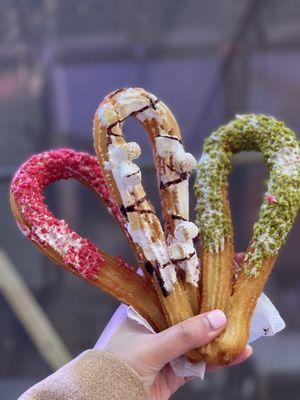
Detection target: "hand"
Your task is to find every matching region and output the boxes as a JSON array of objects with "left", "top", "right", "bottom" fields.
[{"left": 95, "top": 305, "right": 252, "bottom": 400}]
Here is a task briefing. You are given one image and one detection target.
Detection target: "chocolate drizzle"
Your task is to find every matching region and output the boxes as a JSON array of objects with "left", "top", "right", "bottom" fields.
[
  {"left": 120, "top": 205, "right": 127, "bottom": 217},
  {"left": 161, "top": 261, "right": 172, "bottom": 268},
  {"left": 144, "top": 258, "right": 173, "bottom": 297},
  {"left": 149, "top": 97, "right": 158, "bottom": 110},
  {"left": 165, "top": 162, "right": 178, "bottom": 173},
  {"left": 107, "top": 121, "right": 122, "bottom": 144},
  {"left": 105, "top": 97, "right": 160, "bottom": 144},
  {"left": 132, "top": 98, "right": 160, "bottom": 116},
  {"left": 126, "top": 170, "right": 140, "bottom": 178},
  {"left": 171, "top": 214, "right": 187, "bottom": 221},
  {"left": 156, "top": 271, "right": 169, "bottom": 297},
  {"left": 171, "top": 251, "right": 196, "bottom": 264},
  {"left": 125, "top": 205, "right": 153, "bottom": 215},
  {"left": 144, "top": 261, "right": 169, "bottom": 297},
  {"left": 136, "top": 195, "right": 147, "bottom": 206},
  {"left": 156, "top": 134, "right": 182, "bottom": 144},
  {"left": 119, "top": 195, "right": 153, "bottom": 217},
  {"left": 144, "top": 261, "right": 155, "bottom": 276},
  {"left": 109, "top": 131, "right": 122, "bottom": 137},
  {"left": 107, "top": 88, "right": 127, "bottom": 100},
  {"left": 160, "top": 172, "right": 189, "bottom": 190}
]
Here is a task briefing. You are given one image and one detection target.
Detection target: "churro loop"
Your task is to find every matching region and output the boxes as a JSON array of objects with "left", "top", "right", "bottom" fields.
[
  {"left": 195, "top": 114, "right": 300, "bottom": 364},
  {"left": 10, "top": 148, "right": 167, "bottom": 331},
  {"left": 94, "top": 87, "right": 200, "bottom": 327}
]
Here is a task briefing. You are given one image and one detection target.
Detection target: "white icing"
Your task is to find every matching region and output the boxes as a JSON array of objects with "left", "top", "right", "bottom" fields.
[
  {"left": 155, "top": 134, "right": 196, "bottom": 222},
  {"left": 108, "top": 144, "right": 138, "bottom": 205},
  {"left": 236, "top": 114, "right": 259, "bottom": 129},
  {"left": 168, "top": 242, "right": 187, "bottom": 259},
  {"left": 171, "top": 222, "right": 200, "bottom": 286},
  {"left": 174, "top": 151, "right": 197, "bottom": 173},
  {"left": 249, "top": 115, "right": 259, "bottom": 128},
  {"left": 107, "top": 140, "right": 177, "bottom": 292},
  {"left": 114, "top": 88, "right": 150, "bottom": 119},
  {"left": 103, "top": 161, "right": 111, "bottom": 170},
  {"left": 172, "top": 180, "right": 189, "bottom": 218},
  {"left": 155, "top": 136, "right": 197, "bottom": 173},
  {"left": 155, "top": 134, "right": 199, "bottom": 285},
  {"left": 98, "top": 103, "right": 118, "bottom": 127},
  {"left": 127, "top": 226, "right": 168, "bottom": 263},
  {"left": 160, "top": 265, "right": 178, "bottom": 292},
  {"left": 97, "top": 88, "right": 199, "bottom": 290},
  {"left": 113, "top": 142, "right": 141, "bottom": 161},
  {"left": 155, "top": 135, "right": 181, "bottom": 158},
  {"left": 199, "top": 152, "right": 211, "bottom": 165},
  {"left": 197, "top": 152, "right": 225, "bottom": 252},
  {"left": 19, "top": 220, "right": 82, "bottom": 259},
  {"left": 174, "top": 221, "right": 198, "bottom": 242},
  {"left": 270, "top": 146, "right": 300, "bottom": 176},
  {"left": 121, "top": 162, "right": 141, "bottom": 187},
  {"left": 136, "top": 108, "right": 158, "bottom": 122}
]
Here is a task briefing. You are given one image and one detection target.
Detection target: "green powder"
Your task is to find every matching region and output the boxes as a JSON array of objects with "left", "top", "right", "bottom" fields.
[{"left": 194, "top": 114, "right": 300, "bottom": 276}]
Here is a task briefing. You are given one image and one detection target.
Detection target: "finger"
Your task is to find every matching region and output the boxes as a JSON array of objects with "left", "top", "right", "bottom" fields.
[
  {"left": 206, "top": 345, "right": 253, "bottom": 372},
  {"left": 146, "top": 310, "right": 226, "bottom": 368}
]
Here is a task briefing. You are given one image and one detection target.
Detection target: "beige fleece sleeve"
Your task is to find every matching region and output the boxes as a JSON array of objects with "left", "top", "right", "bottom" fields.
[{"left": 19, "top": 350, "right": 150, "bottom": 400}]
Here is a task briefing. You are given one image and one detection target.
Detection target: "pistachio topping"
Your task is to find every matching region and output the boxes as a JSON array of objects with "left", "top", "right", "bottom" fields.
[{"left": 194, "top": 114, "right": 300, "bottom": 275}]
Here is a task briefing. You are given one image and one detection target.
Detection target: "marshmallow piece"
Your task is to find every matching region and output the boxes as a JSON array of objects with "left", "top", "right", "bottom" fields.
[
  {"left": 121, "top": 162, "right": 141, "bottom": 187},
  {"left": 155, "top": 135, "right": 181, "bottom": 158},
  {"left": 174, "top": 151, "right": 197, "bottom": 173},
  {"left": 114, "top": 142, "right": 141, "bottom": 161},
  {"left": 114, "top": 88, "right": 150, "bottom": 118},
  {"left": 168, "top": 242, "right": 188, "bottom": 261},
  {"left": 103, "top": 161, "right": 111, "bottom": 171},
  {"left": 175, "top": 222, "right": 199, "bottom": 242},
  {"left": 159, "top": 264, "right": 177, "bottom": 292},
  {"left": 97, "top": 102, "right": 119, "bottom": 127}
]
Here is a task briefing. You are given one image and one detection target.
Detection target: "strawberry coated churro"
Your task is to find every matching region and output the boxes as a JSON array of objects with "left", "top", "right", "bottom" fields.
[{"left": 10, "top": 149, "right": 167, "bottom": 332}]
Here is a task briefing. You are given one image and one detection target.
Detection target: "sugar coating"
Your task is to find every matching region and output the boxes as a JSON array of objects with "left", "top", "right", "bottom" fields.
[
  {"left": 11, "top": 149, "right": 128, "bottom": 280},
  {"left": 195, "top": 114, "right": 300, "bottom": 276}
]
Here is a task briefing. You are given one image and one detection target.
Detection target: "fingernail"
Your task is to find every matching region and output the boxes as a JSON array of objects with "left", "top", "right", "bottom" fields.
[{"left": 206, "top": 310, "right": 226, "bottom": 330}]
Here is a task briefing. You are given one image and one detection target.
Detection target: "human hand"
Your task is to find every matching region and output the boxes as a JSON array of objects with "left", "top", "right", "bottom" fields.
[{"left": 95, "top": 304, "right": 252, "bottom": 400}]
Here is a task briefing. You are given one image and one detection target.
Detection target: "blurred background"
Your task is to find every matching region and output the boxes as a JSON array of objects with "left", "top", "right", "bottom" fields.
[{"left": 0, "top": 0, "right": 300, "bottom": 398}]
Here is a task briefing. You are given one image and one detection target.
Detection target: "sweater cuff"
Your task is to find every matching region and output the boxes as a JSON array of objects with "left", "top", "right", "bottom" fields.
[{"left": 19, "top": 350, "right": 150, "bottom": 400}]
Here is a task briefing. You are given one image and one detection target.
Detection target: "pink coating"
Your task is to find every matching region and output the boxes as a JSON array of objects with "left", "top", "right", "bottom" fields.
[
  {"left": 266, "top": 194, "right": 277, "bottom": 205},
  {"left": 10, "top": 148, "right": 126, "bottom": 280}
]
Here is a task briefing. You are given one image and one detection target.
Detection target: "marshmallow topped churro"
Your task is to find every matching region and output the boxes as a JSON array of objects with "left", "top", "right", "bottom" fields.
[{"left": 94, "top": 87, "right": 200, "bottom": 327}]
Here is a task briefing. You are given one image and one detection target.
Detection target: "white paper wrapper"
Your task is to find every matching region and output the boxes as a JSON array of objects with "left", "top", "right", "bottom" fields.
[{"left": 126, "top": 292, "right": 285, "bottom": 379}]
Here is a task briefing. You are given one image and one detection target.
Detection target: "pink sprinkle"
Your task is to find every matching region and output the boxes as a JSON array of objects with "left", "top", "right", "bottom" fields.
[
  {"left": 115, "top": 256, "right": 135, "bottom": 272},
  {"left": 11, "top": 148, "right": 127, "bottom": 280},
  {"left": 266, "top": 194, "right": 277, "bottom": 205}
]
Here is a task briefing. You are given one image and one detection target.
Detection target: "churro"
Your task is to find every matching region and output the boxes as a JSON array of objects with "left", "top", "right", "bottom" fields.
[
  {"left": 10, "top": 149, "right": 167, "bottom": 332},
  {"left": 93, "top": 87, "right": 200, "bottom": 326},
  {"left": 195, "top": 114, "right": 300, "bottom": 364}
]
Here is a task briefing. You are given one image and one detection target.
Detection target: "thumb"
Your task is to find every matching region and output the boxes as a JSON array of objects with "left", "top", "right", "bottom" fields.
[{"left": 146, "top": 310, "right": 226, "bottom": 368}]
